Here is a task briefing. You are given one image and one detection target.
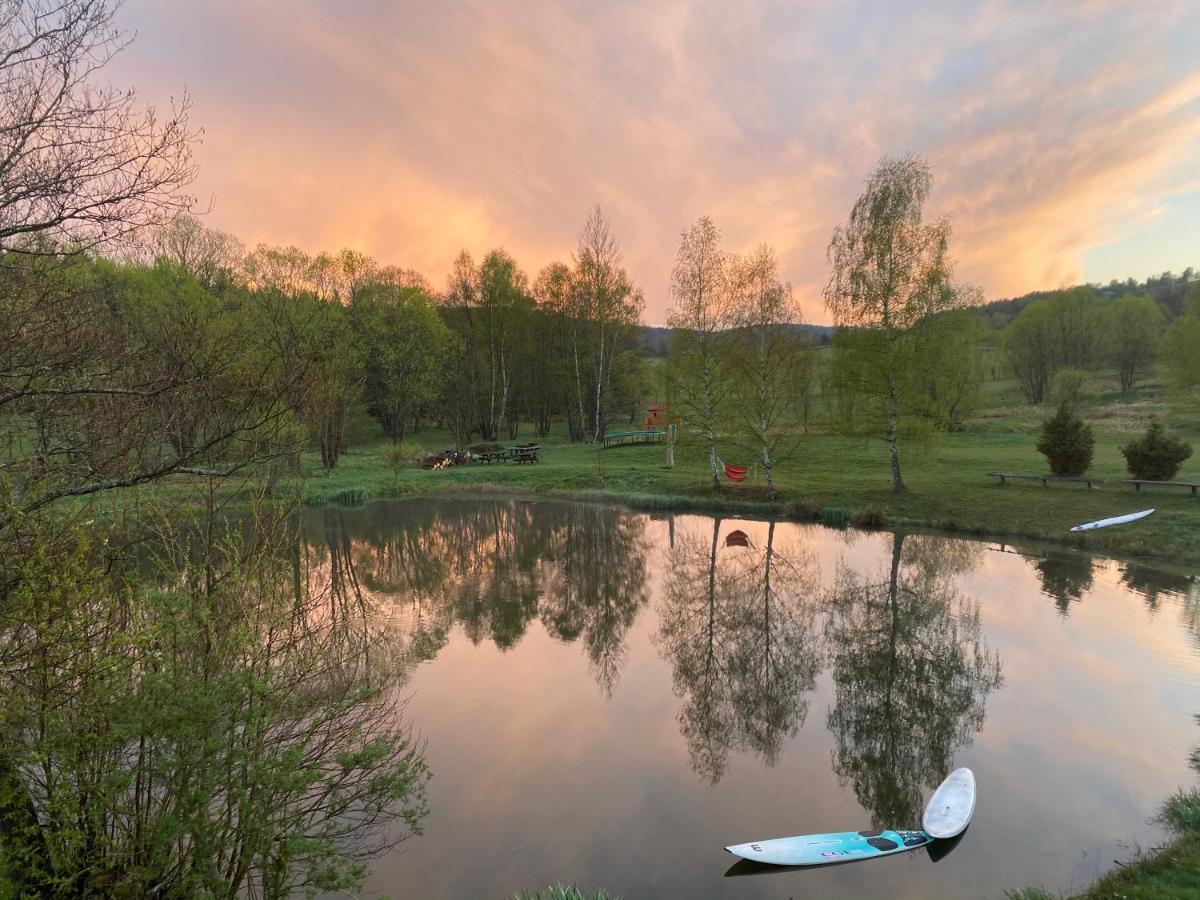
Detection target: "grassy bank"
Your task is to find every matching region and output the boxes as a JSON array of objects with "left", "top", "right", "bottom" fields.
[
  {"left": 286, "top": 416, "right": 1200, "bottom": 564},
  {"left": 1009, "top": 787, "right": 1200, "bottom": 899},
  {"left": 109, "top": 369, "right": 1200, "bottom": 566}
]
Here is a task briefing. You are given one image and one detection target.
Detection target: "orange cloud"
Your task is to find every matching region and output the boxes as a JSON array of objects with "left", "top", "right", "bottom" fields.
[{"left": 112, "top": 0, "right": 1200, "bottom": 322}]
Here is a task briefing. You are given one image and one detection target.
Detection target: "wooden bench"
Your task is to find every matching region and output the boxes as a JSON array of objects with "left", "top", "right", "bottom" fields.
[
  {"left": 475, "top": 450, "right": 508, "bottom": 464},
  {"left": 988, "top": 472, "right": 1105, "bottom": 489},
  {"left": 602, "top": 430, "right": 664, "bottom": 448},
  {"left": 512, "top": 444, "right": 541, "bottom": 464},
  {"left": 1121, "top": 479, "right": 1199, "bottom": 496}
]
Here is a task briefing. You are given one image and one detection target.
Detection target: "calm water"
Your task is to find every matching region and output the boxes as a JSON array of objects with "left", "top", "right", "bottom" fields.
[{"left": 296, "top": 498, "right": 1200, "bottom": 899}]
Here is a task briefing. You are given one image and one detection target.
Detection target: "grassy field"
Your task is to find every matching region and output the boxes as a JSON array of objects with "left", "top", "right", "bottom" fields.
[
  {"left": 103, "top": 367, "right": 1200, "bottom": 565},
  {"left": 253, "top": 366, "right": 1200, "bottom": 565}
]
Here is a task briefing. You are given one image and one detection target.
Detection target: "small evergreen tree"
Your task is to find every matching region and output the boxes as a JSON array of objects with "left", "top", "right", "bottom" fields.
[
  {"left": 1122, "top": 421, "right": 1193, "bottom": 481},
  {"left": 1036, "top": 403, "right": 1094, "bottom": 476}
]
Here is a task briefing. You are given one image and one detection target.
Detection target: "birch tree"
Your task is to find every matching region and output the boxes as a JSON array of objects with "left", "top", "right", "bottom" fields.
[
  {"left": 441, "top": 250, "right": 483, "bottom": 439},
  {"left": 571, "top": 206, "right": 643, "bottom": 442},
  {"left": 729, "top": 245, "right": 802, "bottom": 499},
  {"left": 825, "top": 154, "right": 956, "bottom": 493},
  {"left": 667, "top": 217, "right": 735, "bottom": 488},
  {"left": 476, "top": 249, "right": 528, "bottom": 440}
]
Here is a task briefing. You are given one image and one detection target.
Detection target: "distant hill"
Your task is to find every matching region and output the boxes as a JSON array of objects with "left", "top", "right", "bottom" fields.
[
  {"left": 639, "top": 323, "right": 834, "bottom": 357},
  {"left": 977, "top": 268, "right": 1198, "bottom": 329}
]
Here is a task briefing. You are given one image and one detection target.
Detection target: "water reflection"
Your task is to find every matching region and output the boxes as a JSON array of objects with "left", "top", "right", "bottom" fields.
[
  {"left": 1120, "top": 562, "right": 1197, "bottom": 613},
  {"left": 287, "top": 499, "right": 1200, "bottom": 899},
  {"left": 656, "top": 518, "right": 821, "bottom": 783},
  {"left": 1033, "top": 549, "right": 1096, "bottom": 614},
  {"left": 298, "top": 500, "right": 651, "bottom": 695},
  {"left": 825, "top": 533, "right": 1003, "bottom": 827},
  {"left": 537, "top": 504, "right": 649, "bottom": 696}
]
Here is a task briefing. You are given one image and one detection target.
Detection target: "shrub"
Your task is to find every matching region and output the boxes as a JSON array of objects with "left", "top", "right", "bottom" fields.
[
  {"left": 1048, "top": 367, "right": 1091, "bottom": 408},
  {"left": 1122, "top": 421, "right": 1193, "bottom": 481},
  {"left": 820, "top": 507, "right": 849, "bottom": 527},
  {"left": 1159, "top": 786, "right": 1200, "bottom": 834},
  {"left": 849, "top": 507, "right": 888, "bottom": 529},
  {"left": 512, "top": 888, "right": 619, "bottom": 900},
  {"left": 344, "top": 408, "right": 385, "bottom": 445},
  {"left": 386, "top": 441, "right": 426, "bottom": 467},
  {"left": 468, "top": 442, "right": 504, "bottom": 454},
  {"left": 1036, "top": 402, "right": 1094, "bottom": 476}
]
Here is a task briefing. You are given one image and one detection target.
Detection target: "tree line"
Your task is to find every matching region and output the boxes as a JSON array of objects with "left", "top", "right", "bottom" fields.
[{"left": 1002, "top": 282, "right": 1200, "bottom": 404}]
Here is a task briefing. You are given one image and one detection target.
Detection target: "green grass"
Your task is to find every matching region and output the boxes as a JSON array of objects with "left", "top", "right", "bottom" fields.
[
  {"left": 283, "top": 409, "right": 1200, "bottom": 564},
  {"left": 1008, "top": 788, "right": 1200, "bottom": 899},
  {"left": 511, "top": 887, "right": 618, "bottom": 900},
  {"left": 98, "top": 368, "right": 1200, "bottom": 565}
]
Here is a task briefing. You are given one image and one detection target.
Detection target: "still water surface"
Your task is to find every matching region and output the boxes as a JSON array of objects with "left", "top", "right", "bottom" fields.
[{"left": 297, "top": 498, "right": 1200, "bottom": 898}]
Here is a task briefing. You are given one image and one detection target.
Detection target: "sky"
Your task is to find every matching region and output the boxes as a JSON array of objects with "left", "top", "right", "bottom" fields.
[{"left": 110, "top": 0, "right": 1200, "bottom": 324}]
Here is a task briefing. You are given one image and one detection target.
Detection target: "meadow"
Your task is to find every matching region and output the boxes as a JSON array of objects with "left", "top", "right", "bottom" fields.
[{"left": 239, "top": 364, "right": 1200, "bottom": 566}]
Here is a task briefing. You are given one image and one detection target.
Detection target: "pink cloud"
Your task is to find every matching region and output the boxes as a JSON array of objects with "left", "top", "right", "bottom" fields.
[{"left": 112, "top": 0, "right": 1200, "bottom": 322}]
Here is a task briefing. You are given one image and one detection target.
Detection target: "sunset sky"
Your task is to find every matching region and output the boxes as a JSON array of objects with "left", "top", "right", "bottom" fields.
[{"left": 111, "top": 1, "right": 1200, "bottom": 324}]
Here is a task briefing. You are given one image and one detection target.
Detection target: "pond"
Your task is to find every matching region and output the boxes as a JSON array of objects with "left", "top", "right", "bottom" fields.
[{"left": 295, "top": 497, "right": 1200, "bottom": 898}]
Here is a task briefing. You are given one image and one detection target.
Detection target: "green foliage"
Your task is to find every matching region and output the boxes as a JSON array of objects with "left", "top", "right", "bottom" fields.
[
  {"left": 1004, "top": 288, "right": 1105, "bottom": 405},
  {"left": 827, "top": 326, "right": 938, "bottom": 444},
  {"left": 1163, "top": 304, "right": 1200, "bottom": 410},
  {"left": 1122, "top": 421, "right": 1193, "bottom": 481},
  {"left": 1161, "top": 787, "right": 1200, "bottom": 834},
  {"left": 820, "top": 507, "right": 849, "bottom": 527},
  {"left": 0, "top": 509, "right": 429, "bottom": 897},
  {"left": 824, "top": 153, "right": 959, "bottom": 492},
  {"left": 1004, "top": 301, "right": 1057, "bottom": 404},
  {"left": 1036, "top": 403, "right": 1094, "bottom": 476},
  {"left": 1104, "top": 294, "right": 1164, "bottom": 392},
  {"left": 345, "top": 406, "right": 385, "bottom": 445},
  {"left": 1048, "top": 367, "right": 1091, "bottom": 409},
  {"left": 387, "top": 441, "right": 428, "bottom": 467},
  {"left": 351, "top": 284, "right": 454, "bottom": 443},
  {"left": 849, "top": 506, "right": 888, "bottom": 529},
  {"left": 912, "top": 309, "right": 988, "bottom": 430},
  {"left": 512, "top": 887, "right": 619, "bottom": 900}
]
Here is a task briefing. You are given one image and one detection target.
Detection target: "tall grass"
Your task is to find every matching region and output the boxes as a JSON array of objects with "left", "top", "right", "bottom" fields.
[
  {"left": 511, "top": 886, "right": 618, "bottom": 900},
  {"left": 1160, "top": 787, "right": 1200, "bottom": 834}
]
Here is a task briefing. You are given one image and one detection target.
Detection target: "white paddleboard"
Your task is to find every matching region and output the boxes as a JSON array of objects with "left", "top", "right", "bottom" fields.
[
  {"left": 1070, "top": 508, "right": 1155, "bottom": 532},
  {"left": 922, "top": 768, "right": 976, "bottom": 839}
]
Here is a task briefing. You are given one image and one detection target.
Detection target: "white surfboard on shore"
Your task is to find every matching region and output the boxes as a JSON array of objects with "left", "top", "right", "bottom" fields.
[{"left": 1070, "top": 508, "right": 1155, "bottom": 532}]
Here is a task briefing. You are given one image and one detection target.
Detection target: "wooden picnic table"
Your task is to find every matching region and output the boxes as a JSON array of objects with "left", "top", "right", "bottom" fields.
[
  {"left": 512, "top": 444, "right": 541, "bottom": 464},
  {"left": 1121, "top": 479, "right": 1199, "bottom": 496},
  {"left": 987, "top": 472, "right": 1105, "bottom": 488}
]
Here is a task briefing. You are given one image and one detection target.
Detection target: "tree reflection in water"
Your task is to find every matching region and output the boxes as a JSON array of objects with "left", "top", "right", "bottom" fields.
[
  {"left": 825, "top": 533, "right": 1002, "bottom": 827},
  {"left": 538, "top": 504, "right": 650, "bottom": 696},
  {"left": 657, "top": 518, "right": 821, "bottom": 783},
  {"left": 1034, "top": 550, "right": 1096, "bottom": 614},
  {"left": 1119, "top": 561, "right": 1198, "bottom": 615},
  {"left": 300, "top": 499, "right": 651, "bottom": 696}
]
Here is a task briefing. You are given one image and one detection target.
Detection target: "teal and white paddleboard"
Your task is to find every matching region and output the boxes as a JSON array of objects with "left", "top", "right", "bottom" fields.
[{"left": 725, "top": 829, "right": 932, "bottom": 866}]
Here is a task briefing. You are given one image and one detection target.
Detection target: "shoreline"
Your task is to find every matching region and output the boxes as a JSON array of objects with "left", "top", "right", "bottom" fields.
[{"left": 286, "top": 477, "right": 1200, "bottom": 571}]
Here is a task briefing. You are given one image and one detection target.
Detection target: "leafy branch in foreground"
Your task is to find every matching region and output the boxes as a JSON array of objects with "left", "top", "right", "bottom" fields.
[{"left": 0, "top": 498, "right": 429, "bottom": 897}]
